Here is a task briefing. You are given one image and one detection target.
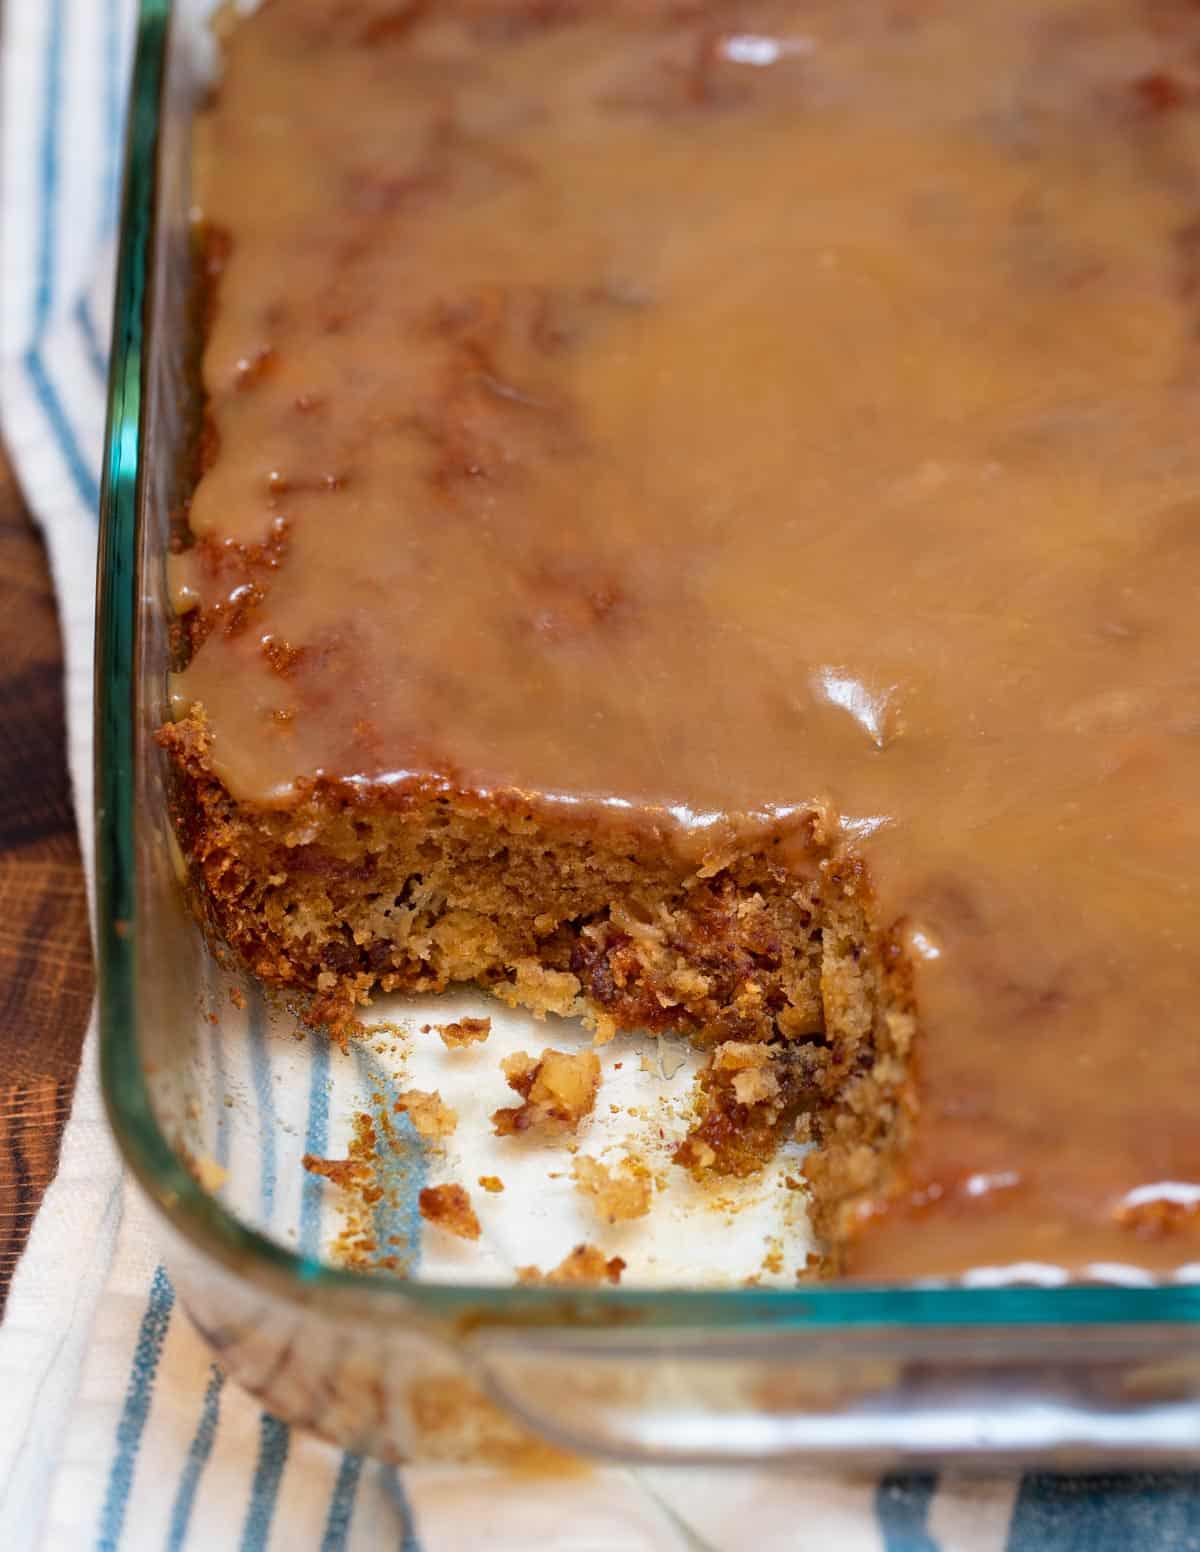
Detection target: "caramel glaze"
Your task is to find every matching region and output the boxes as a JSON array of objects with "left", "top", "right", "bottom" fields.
[{"left": 173, "top": 0, "right": 1200, "bottom": 1278}]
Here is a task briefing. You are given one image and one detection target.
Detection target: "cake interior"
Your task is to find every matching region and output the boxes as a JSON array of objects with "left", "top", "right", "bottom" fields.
[{"left": 163, "top": 710, "right": 914, "bottom": 1267}]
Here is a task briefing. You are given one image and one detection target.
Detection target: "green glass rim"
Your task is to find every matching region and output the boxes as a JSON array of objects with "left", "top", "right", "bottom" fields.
[{"left": 94, "top": 0, "right": 1200, "bottom": 1335}]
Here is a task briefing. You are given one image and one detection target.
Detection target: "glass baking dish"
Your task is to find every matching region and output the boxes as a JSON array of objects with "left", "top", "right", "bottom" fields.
[{"left": 95, "top": 0, "right": 1200, "bottom": 1469}]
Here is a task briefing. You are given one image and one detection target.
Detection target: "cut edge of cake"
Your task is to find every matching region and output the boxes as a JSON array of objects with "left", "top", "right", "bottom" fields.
[{"left": 159, "top": 705, "right": 918, "bottom": 1272}]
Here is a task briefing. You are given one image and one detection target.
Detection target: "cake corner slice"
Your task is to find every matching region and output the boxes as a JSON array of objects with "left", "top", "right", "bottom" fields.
[{"left": 161, "top": 693, "right": 917, "bottom": 1272}]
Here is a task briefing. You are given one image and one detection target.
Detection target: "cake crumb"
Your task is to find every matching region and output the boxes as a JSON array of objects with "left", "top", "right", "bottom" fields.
[
  {"left": 419, "top": 1183, "right": 481, "bottom": 1240},
  {"left": 573, "top": 1155, "right": 651, "bottom": 1223},
  {"left": 677, "top": 1136, "right": 717, "bottom": 1170},
  {"left": 437, "top": 1016, "right": 491, "bottom": 1049},
  {"left": 517, "top": 1244, "right": 626, "bottom": 1285},
  {"left": 302, "top": 1150, "right": 372, "bottom": 1193},
  {"left": 590, "top": 1013, "right": 618, "bottom": 1047},
  {"left": 181, "top": 1148, "right": 227, "bottom": 1194},
  {"left": 675, "top": 1039, "right": 814, "bottom": 1179},
  {"left": 302, "top": 1110, "right": 412, "bottom": 1273},
  {"left": 395, "top": 1088, "right": 457, "bottom": 1138},
  {"left": 478, "top": 1174, "right": 505, "bottom": 1193},
  {"left": 229, "top": 985, "right": 246, "bottom": 1010},
  {"left": 762, "top": 1236, "right": 784, "bottom": 1275},
  {"left": 492, "top": 1048, "right": 600, "bottom": 1135}
]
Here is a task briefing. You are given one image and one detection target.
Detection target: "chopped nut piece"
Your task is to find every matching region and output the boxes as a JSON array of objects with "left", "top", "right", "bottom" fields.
[
  {"left": 497, "top": 959, "right": 582, "bottom": 1018},
  {"left": 732, "top": 1066, "right": 781, "bottom": 1106},
  {"left": 516, "top": 1244, "right": 626, "bottom": 1285},
  {"left": 437, "top": 1016, "right": 491, "bottom": 1048},
  {"left": 395, "top": 1088, "right": 457, "bottom": 1139},
  {"left": 712, "top": 1040, "right": 773, "bottom": 1071},
  {"left": 478, "top": 1175, "right": 505, "bottom": 1193},
  {"left": 492, "top": 1047, "right": 600, "bottom": 1135},
  {"left": 418, "top": 1183, "right": 481, "bottom": 1240},
  {"left": 573, "top": 1155, "right": 651, "bottom": 1223}
]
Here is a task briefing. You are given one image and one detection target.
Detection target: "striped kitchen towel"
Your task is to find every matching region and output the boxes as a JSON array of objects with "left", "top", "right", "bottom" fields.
[{"left": 4, "top": 3, "right": 1200, "bottom": 1548}]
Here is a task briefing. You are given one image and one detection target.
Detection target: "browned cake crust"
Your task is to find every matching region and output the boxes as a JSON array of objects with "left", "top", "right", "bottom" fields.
[{"left": 160, "top": 709, "right": 915, "bottom": 1262}]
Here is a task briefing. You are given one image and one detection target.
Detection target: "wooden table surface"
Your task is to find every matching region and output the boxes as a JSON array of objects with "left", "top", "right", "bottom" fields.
[{"left": 0, "top": 441, "right": 94, "bottom": 1312}]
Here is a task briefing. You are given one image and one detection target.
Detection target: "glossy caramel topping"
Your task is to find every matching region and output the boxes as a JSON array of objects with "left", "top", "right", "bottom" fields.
[{"left": 176, "top": 0, "right": 1200, "bottom": 1276}]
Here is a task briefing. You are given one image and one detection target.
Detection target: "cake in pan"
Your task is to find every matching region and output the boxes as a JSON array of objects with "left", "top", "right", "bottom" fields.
[{"left": 163, "top": 0, "right": 1200, "bottom": 1277}]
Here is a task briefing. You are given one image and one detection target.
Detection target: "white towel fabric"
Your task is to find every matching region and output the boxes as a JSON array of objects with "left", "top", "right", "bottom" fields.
[{"left": 1, "top": 5, "right": 1192, "bottom": 1550}]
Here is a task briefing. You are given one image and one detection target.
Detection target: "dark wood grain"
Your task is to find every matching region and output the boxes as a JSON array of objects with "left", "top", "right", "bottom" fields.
[{"left": 0, "top": 444, "right": 94, "bottom": 1313}]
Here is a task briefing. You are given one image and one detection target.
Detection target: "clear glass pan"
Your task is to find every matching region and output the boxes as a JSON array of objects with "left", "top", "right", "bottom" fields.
[{"left": 95, "top": 0, "right": 1200, "bottom": 1468}]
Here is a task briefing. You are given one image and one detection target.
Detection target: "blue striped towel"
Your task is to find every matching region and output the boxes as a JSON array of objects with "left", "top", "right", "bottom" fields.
[{"left": 3, "top": 3, "right": 1200, "bottom": 1548}]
